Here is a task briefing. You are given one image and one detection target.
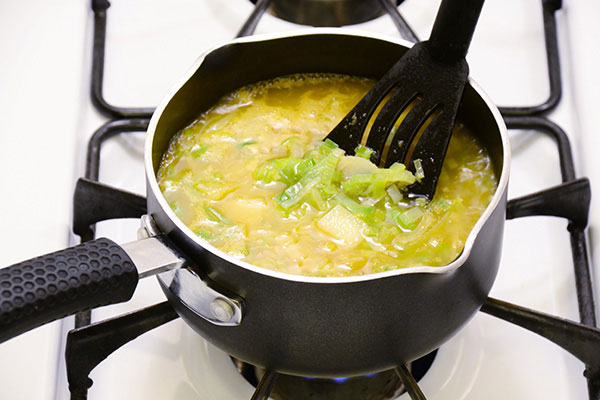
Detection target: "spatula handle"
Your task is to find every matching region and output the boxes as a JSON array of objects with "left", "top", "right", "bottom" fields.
[{"left": 428, "top": 0, "right": 485, "bottom": 63}]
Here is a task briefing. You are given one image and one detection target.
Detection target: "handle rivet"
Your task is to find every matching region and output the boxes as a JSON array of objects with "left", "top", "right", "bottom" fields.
[{"left": 210, "top": 298, "right": 234, "bottom": 322}]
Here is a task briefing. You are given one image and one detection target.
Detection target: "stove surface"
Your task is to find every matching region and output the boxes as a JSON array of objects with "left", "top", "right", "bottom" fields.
[{"left": 0, "top": 1, "right": 598, "bottom": 399}]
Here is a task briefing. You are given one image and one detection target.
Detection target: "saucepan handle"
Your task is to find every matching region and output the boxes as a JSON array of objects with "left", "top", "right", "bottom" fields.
[{"left": 0, "top": 238, "right": 138, "bottom": 343}]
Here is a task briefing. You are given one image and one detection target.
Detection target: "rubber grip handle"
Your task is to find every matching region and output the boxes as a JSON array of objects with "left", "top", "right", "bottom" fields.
[{"left": 0, "top": 238, "right": 138, "bottom": 343}]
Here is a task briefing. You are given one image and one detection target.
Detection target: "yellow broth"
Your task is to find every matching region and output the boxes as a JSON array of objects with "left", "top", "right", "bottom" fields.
[{"left": 157, "top": 74, "right": 498, "bottom": 277}]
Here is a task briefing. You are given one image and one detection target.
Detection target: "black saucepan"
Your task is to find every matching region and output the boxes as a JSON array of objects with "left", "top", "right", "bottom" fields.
[{"left": 0, "top": 30, "right": 510, "bottom": 377}]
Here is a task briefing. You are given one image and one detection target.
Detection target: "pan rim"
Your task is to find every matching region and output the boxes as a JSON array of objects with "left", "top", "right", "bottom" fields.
[{"left": 145, "top": 28, "right": 510, "bottom": 284}]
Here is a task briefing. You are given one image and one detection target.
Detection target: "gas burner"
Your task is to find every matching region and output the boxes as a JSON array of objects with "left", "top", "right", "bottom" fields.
[
  {"left": 250, "top": 0, "right": 401, "bottom": 27},
  {"left": 232, "top": 351, "right": 437, "bottom": 400}
]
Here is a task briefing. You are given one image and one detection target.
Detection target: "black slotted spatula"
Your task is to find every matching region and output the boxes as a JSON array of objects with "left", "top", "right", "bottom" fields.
[{"left": 325, "top": 0, "right": 486, "bottom": 199}]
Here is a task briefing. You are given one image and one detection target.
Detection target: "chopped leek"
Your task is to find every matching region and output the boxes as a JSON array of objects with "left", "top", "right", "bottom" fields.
[
  {"left": 204, "top": 206, "right": 233, "bottom": 225},
  {"left": 386, "top": 184, "right": 403, "bottom": 203},
  {"left": 237, "top": 139, "right": 257, "bottom": 149},
  {"left": 275, "top": 148, "right": 343, "bottom": 210},
  {"left": 413, "top": 159, "right": 425, "bottom": 181},
  {"left": 283, "top": 157, "right": 316, "bottom": 184},
  {"left": 388, "top": 207, "right": 425, "bottom": 231},
  {"left": 259, "top": 139, "right": 420, "bottom": 223},
  {"left": 342, "top": 174, "right": 372, "bottom": 196},
  {"left": 341, "top": 162, "right": 415, "bottom": 198},
  {"left": 319, "top": 139, "right": 339, "bottom": 155},
  {"left": 354, "top": 144, "right": 374, "bottom": 160},
  {"left": 307, "top": 188, "right": 328, "bottom": 211},
  {"left": 431, "top": 198, "right": 452, "bottom": 213},
  {"left": 195, "top": 230, "right": 215, "bottom": 240},
  {"left": 337, "top": 156, "right": 379, "bottom": 178},
  {"left": 254, "top": 157, "right": 301, "bottom": 184},
  {"left": 334, "top": 193, "right": 375, "bottom": 218},
  {"left": 414, "top": 197, "right": 428, "bottom": 207},
  {"left": 191, "top": 144, "right": 209, "bottom": 158},
  {"left": 254, "top": 155, "right": 318, "bottom": 185}
]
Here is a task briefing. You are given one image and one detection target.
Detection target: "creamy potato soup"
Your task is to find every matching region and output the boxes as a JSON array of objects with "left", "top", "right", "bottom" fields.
[{"left": 157, "top": 74, "right": 497, "bottom": 277}]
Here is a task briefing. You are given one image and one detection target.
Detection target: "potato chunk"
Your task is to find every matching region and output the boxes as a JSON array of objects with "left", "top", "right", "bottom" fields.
[{"left": 317, "top": 205, "right": 367, "bottom": 246}]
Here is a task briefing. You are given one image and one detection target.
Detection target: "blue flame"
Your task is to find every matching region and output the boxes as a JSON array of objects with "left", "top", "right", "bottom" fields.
[
  {"left": 332, "top": 377, "right": 349, "bottom": 383},
  {"left": 303, "top": 372, "right": 379, "bottom": 383}
]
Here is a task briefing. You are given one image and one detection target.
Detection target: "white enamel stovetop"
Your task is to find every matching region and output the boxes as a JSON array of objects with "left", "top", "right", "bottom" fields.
[{"left": 0, "top": 1, "right": 599, "bottom": 399}]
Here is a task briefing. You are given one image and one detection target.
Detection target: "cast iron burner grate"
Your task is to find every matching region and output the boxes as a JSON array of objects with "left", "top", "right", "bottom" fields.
[{"left": 67, "top": 1, "right": 599, "bottom": 399}]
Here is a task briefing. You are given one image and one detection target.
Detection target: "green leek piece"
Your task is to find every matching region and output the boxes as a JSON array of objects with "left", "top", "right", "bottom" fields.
[
  {"left": 215, "top": 225, "right": 249, "bottom": 257},
  {"left": 413, "top": 159, "right": 425, "bottom": 181},
  {"left": 319, "top": 139, "right": 339, "bottom": 155},
  {"left": 254, "top": 159, "right": 283, "bottom": 183},
  {"left": 204, "top": 206, "right": 233, "bottom": 225},
  {"left": 236, "top": 139, "right": 257, "bottom": 149},
  {"left": 414, "top": 197, "right": 428, "bottom": 207},
  {"left": 265, "top": 139, "right": 417, "bottom": 215},
  {"left": 274, "top": 158, "right": 302, "bottom": 185},
  {"left": 307, "top": 187, "right": 328, "bottom": 211},
  {"left": 191, "top": 144, "right": 209, "bottom": 158},
  {"left": 195, "top": 230, "right": 215, "bottom": 240},
  {"left": 342, "top": 162, "right": 416, "bottom": 198},
  {"left": 332, "top": 169, "right": 343, "bottom": 184},
  {"left": 354, "top": 144, "right": 374, "bottom": 160},
  {"left": 275, "top": 148, "right": 343, "bottom": 210},
  {"left": 386, "top": 184, "right": 403, "bottom": 203},
  {"left": 337, "top": 155, "right": 379, "bottom": 178},
  {"left": 253, "top": 162, "right": 279, "bottom": 184},
  {"left": 375, "top": 264, "right": 398, "bottom": 273},
  {"left": 316, "top": 182, "right": 338, "bottom": 200},
  {"left": 281, "top": 136, "right": 305, "bottom": 157},
  {"left": 281, "top": 136, "right": 297, "bottom": 148},
  {"left": 376, "top": 224, "right": 402, "bottom": 244},
  {"left": 274, "top": 181, "right": 303, "bottom": 207},
  {"left": 282, "top": 157, "right": 316, "bottom": 184},
  {"left": 334, "top": 193, "right": 374, "bottom": 218},
  {"left": 388, "top": 206, "right": 425, "bottom": 230},
  {"left": 253, "top": 158, "right": 297, "bottom": 184},
  {"left": 431, "top": 198, "right": 452, "bottom": 213},
  {"left": 342, "top": 174, "right": 372, "bottom": 196},
  {"left": 377, "top": 163, "right": 416, "bottom": 186},
  {"left": 363, "top": 207, "right": 386, "bottom": 227},
  {"left": 254, "top": 156, "right": 317, "bottom": 185},
  {"left": 370, "top": 179, "right": 387, "bottom": 199}
]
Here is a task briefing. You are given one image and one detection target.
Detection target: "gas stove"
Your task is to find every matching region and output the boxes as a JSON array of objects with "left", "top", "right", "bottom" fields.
[{"left": 0, "top": 1, "right": 599, "bottom": 399}]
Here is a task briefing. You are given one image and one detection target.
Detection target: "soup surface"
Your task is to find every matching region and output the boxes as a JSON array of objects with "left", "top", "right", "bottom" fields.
[{"left": 157, "top": 74, "right": 497, "bottom": 277}]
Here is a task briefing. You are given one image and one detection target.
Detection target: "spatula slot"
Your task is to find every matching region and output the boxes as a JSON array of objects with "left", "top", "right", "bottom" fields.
[
  {"left": 364, "top": 90, "right": 421, "bottom": 165},
  {"left": 378, "top": 95, "right": 425, "bottom": 167},
  {"left": 387, "top": 104, "right": 442, "bottom": 168}
]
